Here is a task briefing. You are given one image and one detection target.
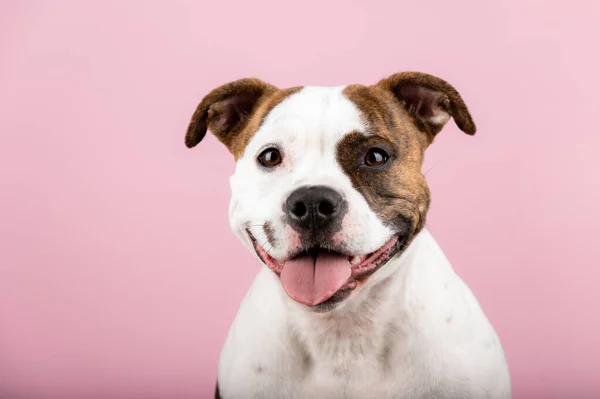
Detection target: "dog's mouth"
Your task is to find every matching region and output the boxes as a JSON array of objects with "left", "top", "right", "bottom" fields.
[{"left": 250, "top": 235, "right": 403, "bottom": 307}]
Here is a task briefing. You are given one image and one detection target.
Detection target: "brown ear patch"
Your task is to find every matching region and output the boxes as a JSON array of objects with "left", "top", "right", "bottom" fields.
[
  {"left": 186, "top": 79, "right": 301, "bottom": 159},
  {"left": 186, "top": 78, "right": 278, "bottom": 149},
  {"left": 375, "top": 72, "right": 476, "bottom": 141}
]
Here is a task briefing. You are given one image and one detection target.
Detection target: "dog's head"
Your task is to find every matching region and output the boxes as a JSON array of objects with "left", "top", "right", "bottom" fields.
[{"left": 186, "top": 72, "right": 475, "bottom": 311}]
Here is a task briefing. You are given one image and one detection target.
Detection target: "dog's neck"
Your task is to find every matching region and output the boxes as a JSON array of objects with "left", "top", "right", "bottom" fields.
[{"left": 277, "top": 229, "right": 431, "bottom": 364}]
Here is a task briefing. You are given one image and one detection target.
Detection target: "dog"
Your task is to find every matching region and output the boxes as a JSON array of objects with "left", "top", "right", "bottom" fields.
[{"left": 185, "top": 72, "right": 511, "bottom": 399}]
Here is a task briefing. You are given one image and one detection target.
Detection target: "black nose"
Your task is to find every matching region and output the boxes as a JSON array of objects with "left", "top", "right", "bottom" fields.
[{"left": 285, "top": 186, "right": 346, "bottom": 231}]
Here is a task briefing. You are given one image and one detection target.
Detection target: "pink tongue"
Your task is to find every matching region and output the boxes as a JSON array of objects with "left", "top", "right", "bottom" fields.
[{"left": 280, "top": 252, "right": 351, "bottom": 306}]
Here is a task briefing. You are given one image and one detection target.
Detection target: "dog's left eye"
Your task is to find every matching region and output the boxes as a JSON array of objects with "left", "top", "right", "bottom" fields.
[
  {"left": 364, "top": 148, "right": 389, "bottom": 168},
  {"left": 257, "top": 148, "right": 282, "bottom": 168}
]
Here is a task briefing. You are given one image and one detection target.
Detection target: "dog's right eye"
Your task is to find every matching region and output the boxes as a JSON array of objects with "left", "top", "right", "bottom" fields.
[{"left": 258, "top": 148, "right": 282, "bottom": 168}]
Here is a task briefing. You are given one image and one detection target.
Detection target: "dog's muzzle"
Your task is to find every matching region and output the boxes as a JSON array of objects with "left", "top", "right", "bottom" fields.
[{"left": 247, "top": 185, "right": 406, "bottom": 309}]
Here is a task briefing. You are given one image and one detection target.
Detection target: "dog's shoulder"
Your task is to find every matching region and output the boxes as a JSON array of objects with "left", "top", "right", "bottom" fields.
[{"left": 217, "top": 267, "right": 293, "bottom": 387}]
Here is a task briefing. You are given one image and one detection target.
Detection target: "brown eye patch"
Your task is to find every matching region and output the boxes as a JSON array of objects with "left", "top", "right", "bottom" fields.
[
  {"left": 336, "top": 130, "right": 429, "bottom": 240},
  {"left": 337, "top": 131, "right": 399, "bottom": 197},
  {"left": 336, "top": 133, "right": 396, "bottom": 171},
  {"left": 338, "top": 84, "right": 433, "bottom": 240}
]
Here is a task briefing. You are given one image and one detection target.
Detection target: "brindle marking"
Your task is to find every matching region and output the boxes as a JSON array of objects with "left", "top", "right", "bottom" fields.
[{"left": 337, "top": 73, "right": 476, "bottom": 242}]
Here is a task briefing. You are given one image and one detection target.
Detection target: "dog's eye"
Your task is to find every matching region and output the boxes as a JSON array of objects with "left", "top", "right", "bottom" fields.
[
  {"left": 364, "top": 148, "right": 389, "bottom": 168},
  {"left": 258, "top": 148, "right": 282, "bottom": 168}
]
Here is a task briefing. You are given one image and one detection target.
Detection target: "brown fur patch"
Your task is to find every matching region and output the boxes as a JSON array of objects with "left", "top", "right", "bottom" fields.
[
  {"left": 339, "top": 84, "right": 431, "bottom": 238},
  {"left": 339, "top": 73, "right": 474, "bottom": 238},
  {"left": 185, "top": 79, "right": 300, "bottom": 159}
]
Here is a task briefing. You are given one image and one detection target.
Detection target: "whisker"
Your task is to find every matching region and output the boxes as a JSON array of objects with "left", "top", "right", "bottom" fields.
[
  {"left": 424, "top": 161, "right": 441, "bottom": 176},
  {"left": 265, "top": 243, "right": 275, "bottom": 258}
]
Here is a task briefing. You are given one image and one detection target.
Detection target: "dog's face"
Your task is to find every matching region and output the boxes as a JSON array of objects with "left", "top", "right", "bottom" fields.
[{"left": 186, "top": 72, "right": 475, "bottom": 311}]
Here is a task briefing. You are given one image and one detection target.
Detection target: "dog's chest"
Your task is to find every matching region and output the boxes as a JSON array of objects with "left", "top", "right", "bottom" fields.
[
  {"left": 219, "top": 294, "right": 433, "bottom": 399},
  {"left": 222, "top": 334, "right": 422, "bottom": 399}
]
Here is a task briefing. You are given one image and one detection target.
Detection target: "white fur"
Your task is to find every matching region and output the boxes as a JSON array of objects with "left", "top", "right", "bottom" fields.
[{"left": 218, "top": 87, "right": 511, "bottom": 398}]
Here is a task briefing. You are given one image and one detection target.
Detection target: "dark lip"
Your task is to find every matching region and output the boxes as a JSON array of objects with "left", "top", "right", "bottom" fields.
[
  {"left": 286, "top": 246, "right": 350, "bottom": 262},
  {"left": 247, "top": 228, "right": 409, "bottom": 280},
  {"left": 247, "top": 232, "right": 409, "bottom": 310},
  {"left": 351, "top": 235, "right": 407, "bottom": 280},
  {"left": 246, "top": 227, "right": 353, "bottom": 268}
]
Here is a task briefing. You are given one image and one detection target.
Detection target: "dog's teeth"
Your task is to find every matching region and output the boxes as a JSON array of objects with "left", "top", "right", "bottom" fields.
[{"left": 350, "top": 256, "right": 362, "bottom": 265}]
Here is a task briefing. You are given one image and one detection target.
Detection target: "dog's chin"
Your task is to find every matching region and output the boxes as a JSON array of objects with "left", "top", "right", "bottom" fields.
[{"left": 249, "top": 233, "right": 407, "bottom": 312}]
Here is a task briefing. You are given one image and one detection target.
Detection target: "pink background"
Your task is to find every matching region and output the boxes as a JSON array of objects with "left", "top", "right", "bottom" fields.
[{"left": 1, "top": 1, "right": 599, "bottom": 398}]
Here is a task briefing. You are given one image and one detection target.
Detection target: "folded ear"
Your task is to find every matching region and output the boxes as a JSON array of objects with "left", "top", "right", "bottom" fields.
[
  {"left": 185, "top": 78, "right": 278, "bottom": 152},
  {"left": 375, "top": 72, "right": 476, "bottom": 140}
]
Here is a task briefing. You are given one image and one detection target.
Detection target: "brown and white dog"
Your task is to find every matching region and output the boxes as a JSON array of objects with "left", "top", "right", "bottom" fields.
[{"left": 186, "top": 72, "right": 511, "bottom": 399}]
